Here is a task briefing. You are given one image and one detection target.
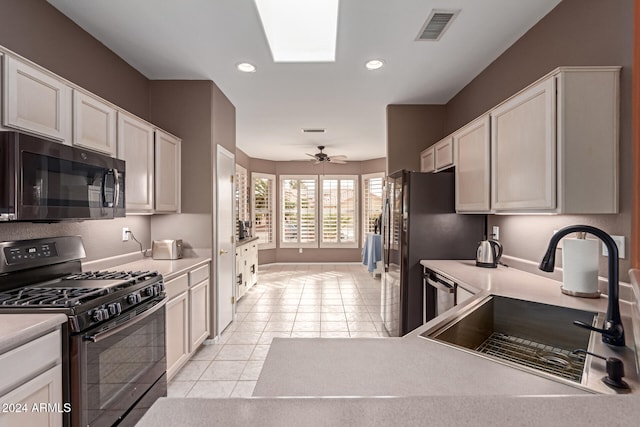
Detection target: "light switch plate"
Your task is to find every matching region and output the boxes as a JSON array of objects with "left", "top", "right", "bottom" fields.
[
  {"left": 602, "top": 235, "right": 625, "bottom": 259},
  {"left": 492, "top": 226, "right": 499, "bottom": 240}
]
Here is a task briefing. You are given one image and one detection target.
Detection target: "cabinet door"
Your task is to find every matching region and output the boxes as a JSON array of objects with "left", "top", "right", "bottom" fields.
[
  {"left": 166, "top": 291, "right": 189, "bottom": 381},
  {"left": 0, "top": 365, "right": 63, "bottom": 427},
  {"left": 189, "top": 279, "right": 210, "bottom": 351},
  {"left": 154, "top": 130, "right": 181, "bottom": 212},
  {"left": 118, "top": 112, "right": 155, "bottom": 212},
  {"left": 491, "top": 77, "right": 556, "bottom": 211},
  {"left": 3, "top": 56, "right": 71, "bottom": 142},
  {"left": 420, "top": 147, "right": 435, "bottom": 173},
  {"left": 72, "top": 90, "right": 117, "bottom": 156},
  {"left": 248, "top": 243, "right": 258, "bottom": 288},
  {"left": 454, "top": 115, "right": 491, "bottom": 212},
  {"left": 434, "top": 137, "right": 454, "bottom": 171}
]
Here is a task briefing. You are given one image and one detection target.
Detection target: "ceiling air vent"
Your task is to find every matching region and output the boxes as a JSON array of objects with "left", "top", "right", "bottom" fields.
[
  {"left": 302, "top": 128, "right": 326, "bottom": 133},
  {"left": 416, "top": 9, "right": 460, "bottom": 41}
]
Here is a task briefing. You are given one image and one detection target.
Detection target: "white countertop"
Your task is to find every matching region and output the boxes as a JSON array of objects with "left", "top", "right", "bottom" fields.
[
  {"left": 0, "top": 313, "right": 67, "bottom": 354},
  {"left": 84, "top": 249, "right": 212, "bottom": 282},
  {"left": 138, "top": 395, "right": 640, "bottom": 427},
  {"left": 136, "top": 261, "right": 640, "bottom": 426}
]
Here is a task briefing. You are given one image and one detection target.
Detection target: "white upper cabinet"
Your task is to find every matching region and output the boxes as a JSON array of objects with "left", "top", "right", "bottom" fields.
[
  {"left": 491, "top": 77, "right": 556, "bottom": 211},
  {"left": 420, "top": 146, "right": 435, "bottom": 173},
  {"left": 117, "top": 112, "right": 155, "bottom": 212},
  {"left": 154, "top": 129, "right": 181, "bottom": 213},
  {"left": 490, "top": 67, "right": 619, "bottom": 214},
  {"left": 73, "top": 90, "right": 117, "bottom": 156},
  {"left": 433, "top": 136, "right": 454, "bottom": 171},
  {"left": 2, "top": 55, "right": 71, "bottom": 142},
  {"left": 454, "top": 114, "right": 491, "bottom": 213}
]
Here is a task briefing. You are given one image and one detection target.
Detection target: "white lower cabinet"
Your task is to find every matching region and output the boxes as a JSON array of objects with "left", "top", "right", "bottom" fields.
[
  {"left": 165, "top": 281, "right": 189, "bottom": 381},
  {"left": 235, "top": 241, "right": 258, "bottom": 301},
  {"left": 0, "top": 329, "right": 63, "bottom": 427},
  {"left": 165, "top": 263, "right": 211, "bottom": 381}
]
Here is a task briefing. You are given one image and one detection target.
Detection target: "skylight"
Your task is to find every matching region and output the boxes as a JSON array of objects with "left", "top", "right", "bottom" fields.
[{"left": 254, "top": 0, "right": 339, "bottom": 62}]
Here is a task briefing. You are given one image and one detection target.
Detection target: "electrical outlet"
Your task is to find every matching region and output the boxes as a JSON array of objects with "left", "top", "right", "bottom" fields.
[
  {"left": 299, "top": 248, "right": 303, "bottom": 254},
  {"left": 122, "top": 227, "right": 130, "bottom": 242},
  {"left": 492, "top": 226, "right": 499, "bottom": 240},
  {"left": 602, "top": 235, "right": 625, "bottom": 259}
]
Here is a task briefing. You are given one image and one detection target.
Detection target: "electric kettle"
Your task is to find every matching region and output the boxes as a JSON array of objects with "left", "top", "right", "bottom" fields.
[{"left": 476, "top": 239, "right": 503, "bottom": 268}]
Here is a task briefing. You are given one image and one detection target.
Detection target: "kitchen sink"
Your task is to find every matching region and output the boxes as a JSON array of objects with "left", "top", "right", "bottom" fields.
[{"left": 421, "top": 295, "right": 597, "bottom": 384}]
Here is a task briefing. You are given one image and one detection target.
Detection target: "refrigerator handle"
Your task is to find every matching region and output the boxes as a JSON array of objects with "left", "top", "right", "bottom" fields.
[{"left": 382, "top": 197, "right": 390, "bottom": 271}]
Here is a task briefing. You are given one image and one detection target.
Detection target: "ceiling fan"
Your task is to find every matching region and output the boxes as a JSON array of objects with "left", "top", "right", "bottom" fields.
[{"left": 305, "top": 146, "right": 348, "bottom": 164}]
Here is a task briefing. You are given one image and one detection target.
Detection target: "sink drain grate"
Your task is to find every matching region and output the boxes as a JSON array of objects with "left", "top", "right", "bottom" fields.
[{"left": 475, "top": 332, "right": 586, "bottom": 383}]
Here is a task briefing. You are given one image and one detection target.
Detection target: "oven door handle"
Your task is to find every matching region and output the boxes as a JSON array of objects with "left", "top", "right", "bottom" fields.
[{"left": 84, "top": 299, "right": 165, "bottom": 343}]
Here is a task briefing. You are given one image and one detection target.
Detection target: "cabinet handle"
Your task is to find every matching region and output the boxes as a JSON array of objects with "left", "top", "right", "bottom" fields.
[{"left": 219, "top": 249, "right": 228, "bottom": 255}]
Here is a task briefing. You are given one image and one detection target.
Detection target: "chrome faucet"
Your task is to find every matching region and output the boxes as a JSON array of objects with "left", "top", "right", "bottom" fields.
[{"left": 539, "top": 225, "right": 624, "bottom": 347}]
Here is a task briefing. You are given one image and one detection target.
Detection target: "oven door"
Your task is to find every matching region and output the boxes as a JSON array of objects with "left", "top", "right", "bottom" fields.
[{"left": 71, "top": 298, "right": 166, "bottom": 427}]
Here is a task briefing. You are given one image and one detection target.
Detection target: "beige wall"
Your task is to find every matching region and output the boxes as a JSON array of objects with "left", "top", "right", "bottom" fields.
[
  {"left": 386, "top": 105, "right": 446, "bottom": 174},
  {"left": 0, "top": 0, "right": 153, "bottom": 261},
  {"left": 243, "top": 157, "right": 386, "bottom": 264}
]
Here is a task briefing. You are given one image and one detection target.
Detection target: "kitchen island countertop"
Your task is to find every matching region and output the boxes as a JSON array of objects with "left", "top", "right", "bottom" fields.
[{"left": 138, "top": 261, "right": 640, "bottom": 425}]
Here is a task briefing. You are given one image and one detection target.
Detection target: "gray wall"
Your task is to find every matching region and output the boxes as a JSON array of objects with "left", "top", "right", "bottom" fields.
[
  {"left": 386, "top": 0, "right": 633, "bottom": 281},
  {"left": 445, "top": 0, "right": 633, "bottom": 281},
  {"left": 0, "top": 0, "right": 153, "bottom": 261},
  {"left": 0, "top": 0, "right": 149, "bottom": 119},
  {"left": 248, "top": 157, "right": 386, "bottom": 264},
  {"left": 386, "top": 105, "right": 446, "bottom": 173}
]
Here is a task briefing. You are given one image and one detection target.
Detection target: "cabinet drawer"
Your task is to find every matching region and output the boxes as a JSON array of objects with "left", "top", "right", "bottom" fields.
[
  {"left": 189, "top": 264, "right": 210, "bottom": 286},
  {"left": 0, "top": 330, "right": 61, "bottom": 397},
  {"left": 165, "top": 273, "right": 189, "bottom": 299}
]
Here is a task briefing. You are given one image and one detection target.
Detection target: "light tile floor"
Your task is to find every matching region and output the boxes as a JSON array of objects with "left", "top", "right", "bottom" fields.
[{"left": 168, "top": 263, "right": 389, "bottom": 398}]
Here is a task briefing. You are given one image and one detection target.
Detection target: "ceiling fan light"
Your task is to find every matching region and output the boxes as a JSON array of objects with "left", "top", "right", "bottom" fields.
[
  {"left": 236, "top": 62, "right": 257, "bottom": 72},
  {"left": 365, "top": 59, "right": 385, "bottom": 70}
]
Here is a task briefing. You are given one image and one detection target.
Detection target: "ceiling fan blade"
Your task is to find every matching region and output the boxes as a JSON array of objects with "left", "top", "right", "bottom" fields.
[
  {"left": 329, "top": 159, "right": 347, "bottom": 164},
  {"left": 330, "top": 155, "right": 347, "bottom": 160},
  {"left": 305, "top": 153, "right": 317, "bottom": 158},
  {"left": 314, "top": 160, "right": 322, "bottom": 165}
]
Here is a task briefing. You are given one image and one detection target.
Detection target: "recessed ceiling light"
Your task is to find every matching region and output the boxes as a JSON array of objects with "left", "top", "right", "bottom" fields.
[
  {"left": 237, "top": 62, "right": 257, "bottom": 73},
  {"left": 254, "top": 0, "right": 339, "bottom": 62},
  {"left": 365, "top": 59, "right": 385, "bottom": 71}
]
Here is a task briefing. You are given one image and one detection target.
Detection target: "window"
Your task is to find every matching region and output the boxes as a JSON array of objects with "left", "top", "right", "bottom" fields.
[
  {"left": 280, "top": 175, "right": 318, "bottom": 248},
  {"left": 235, "top": 165, "right": 249, "bottom": 223},
  {"left": 361, "top": 172, "right": 385, "bottom": 245},
  {"left": 252, "top": 173, "right": 276, "bottom": 249},
  {"left": 320, "top": 175, "right": 358, "bottom": 248}
]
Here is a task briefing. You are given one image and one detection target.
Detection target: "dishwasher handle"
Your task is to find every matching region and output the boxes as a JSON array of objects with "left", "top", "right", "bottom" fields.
[{"left": 426, "top": 277, "right": 454, "bottom": 293}]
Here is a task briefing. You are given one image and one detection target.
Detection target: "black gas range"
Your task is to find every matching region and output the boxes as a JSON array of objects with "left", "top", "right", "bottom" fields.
[{"left": 0, "top": 236, "right": 167, "bottom": 427}]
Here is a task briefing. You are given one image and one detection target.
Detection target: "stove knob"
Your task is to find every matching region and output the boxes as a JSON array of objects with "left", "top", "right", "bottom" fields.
[
  {"left": 127, "top": 293, "right": 141, "bottom": 305},
  {"left": 108, "top": 303, "right": 122, "bottom": 316},
  {"left": 92, "top": 308, "right": 109, "bottom": 322},
  {"left": 145, "top": 286, "right": 154, "bottom": 297}
]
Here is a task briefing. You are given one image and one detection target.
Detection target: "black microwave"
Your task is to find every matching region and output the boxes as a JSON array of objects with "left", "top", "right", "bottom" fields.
[{"left": 0, "top": 132, "right": 125, "bottom": 221}]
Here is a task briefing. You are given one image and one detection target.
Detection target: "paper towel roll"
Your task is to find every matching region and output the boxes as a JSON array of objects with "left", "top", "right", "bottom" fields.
[{"left": 562, "top": 238, "right": 599, "bottom": 297}]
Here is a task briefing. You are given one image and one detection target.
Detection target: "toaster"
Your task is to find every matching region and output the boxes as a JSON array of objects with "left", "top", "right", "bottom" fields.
[{"left": 152, "top": 239, "right": 183, "bottom": 260}]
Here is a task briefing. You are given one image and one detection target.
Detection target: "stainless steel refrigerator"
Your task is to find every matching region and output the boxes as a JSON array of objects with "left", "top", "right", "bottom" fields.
[{"left": 381, "top": 170, "right": 484, "bottom": 336}]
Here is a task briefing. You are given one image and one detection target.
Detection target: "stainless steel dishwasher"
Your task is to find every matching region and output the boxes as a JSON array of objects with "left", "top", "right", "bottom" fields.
[{"left": 422, "top": 267, "right": 474, "bottom": 323}]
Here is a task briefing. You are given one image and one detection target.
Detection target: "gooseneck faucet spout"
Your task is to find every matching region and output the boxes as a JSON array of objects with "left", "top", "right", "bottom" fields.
[{"left": 539, "top": 225, "right": 624, "bottom": 347}]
